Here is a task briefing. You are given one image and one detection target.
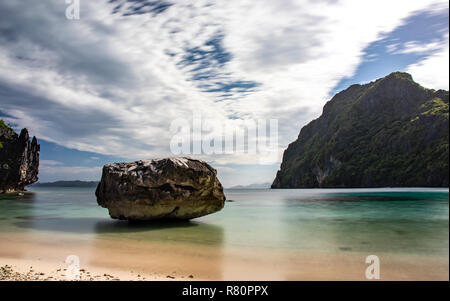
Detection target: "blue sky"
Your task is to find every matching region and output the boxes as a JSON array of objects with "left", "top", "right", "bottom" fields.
[
  {"left": 0, "top": 0, "right": 448, "bottom": 187},
  {"left": 332, "top": 6, "right": 449, "bottom": 95}
]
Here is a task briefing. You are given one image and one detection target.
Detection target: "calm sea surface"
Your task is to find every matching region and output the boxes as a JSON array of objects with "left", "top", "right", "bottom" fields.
[{"left": 0, "top": 187, "right": 448, "bottom": 257}]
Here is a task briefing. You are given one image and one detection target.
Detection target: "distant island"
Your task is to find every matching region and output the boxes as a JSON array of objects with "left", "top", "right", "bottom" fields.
[
  {"left": 33, "top": 180, "right": 99, "bottom": 188},
  {"left": 272, "top": 72, "right": 449, "bottom": 188},
  {"left": 228, "top": 183, "right": 271, "bottom": 189}
]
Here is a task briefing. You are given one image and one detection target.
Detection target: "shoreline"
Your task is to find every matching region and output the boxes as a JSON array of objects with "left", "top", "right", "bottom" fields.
[
  {"left": 1, "top": 188, "right": 448, "bottom": 281},
  {"left": 1, "top": 232, "right": 448, "bottom": 281}
]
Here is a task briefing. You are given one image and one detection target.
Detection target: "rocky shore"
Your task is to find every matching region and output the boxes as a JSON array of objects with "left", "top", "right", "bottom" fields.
[{"left": 0, "top": 261, "right": 195, "bottom": 281}]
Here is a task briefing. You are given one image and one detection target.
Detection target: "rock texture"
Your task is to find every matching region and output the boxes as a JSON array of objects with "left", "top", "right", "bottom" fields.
[
  {"left": 96, "top": 157, "right": 226, "bottom": 220},
  {"left": 272, "top": 72, "right": 449, "bottom": 188},
  {"left": 0, "top": 120, "right": 40, "bottom": 193}
]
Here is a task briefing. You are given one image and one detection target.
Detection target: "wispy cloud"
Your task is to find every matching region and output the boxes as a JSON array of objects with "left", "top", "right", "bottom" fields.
[
  {"left": 40, "top": 160, "right": 64, "bottom": 166},
  {"left": 388, "top": 39, "right": 445, "bottom": 55},
  {"left": 0, "top": 0, "right": 448, "bottom": 186},
  {"left": 406, "top": 35, "right": 449, "bottom": 89},
  {"left": 39, "top": 160, "right": 102, "bottom": 181}
]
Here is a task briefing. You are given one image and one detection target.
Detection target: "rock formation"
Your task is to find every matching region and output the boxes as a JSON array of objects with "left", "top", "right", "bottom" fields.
[
  {"left": 96, "top": 157, "right": 226, "bottom": 220},
  {"left": 272, "top": 72, "right": 449, "bottom": 188},
  {"left": 0, "top": 120, "right": 40, "bottom": 193}
]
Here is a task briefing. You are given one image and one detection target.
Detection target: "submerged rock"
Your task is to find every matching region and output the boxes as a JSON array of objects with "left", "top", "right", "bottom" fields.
[
  {"left": 0, "top": 120, "right": 40, "bottom": 193},
  {"left": 95, "top": 157, "right": 226, "bottom": 220}
]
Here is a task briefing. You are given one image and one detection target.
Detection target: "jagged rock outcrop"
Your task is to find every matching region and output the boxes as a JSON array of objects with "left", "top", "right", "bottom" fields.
[
  {"left": 272, "top": 72, "right": 449, "bottom": 188},
  {"left": 0, "top": 120, "right": 40, "bottom": 193},
  {"left": 96, "top": 157, "right": 226, "bottom": 220}
]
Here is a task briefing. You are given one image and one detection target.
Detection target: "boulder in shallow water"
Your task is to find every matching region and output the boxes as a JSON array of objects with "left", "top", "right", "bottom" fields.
[{"left": 95, "top": 157, "right": 226, "bottom": 220}]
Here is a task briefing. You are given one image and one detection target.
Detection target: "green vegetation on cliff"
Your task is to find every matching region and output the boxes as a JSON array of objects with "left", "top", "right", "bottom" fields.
[{"left": 272, "top": 72, "right": 449, "bottom": 188}]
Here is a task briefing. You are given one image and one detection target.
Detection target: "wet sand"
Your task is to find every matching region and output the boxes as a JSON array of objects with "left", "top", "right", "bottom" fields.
[{"left": 0, "top": 232, "right": 448, "bottom": 281}]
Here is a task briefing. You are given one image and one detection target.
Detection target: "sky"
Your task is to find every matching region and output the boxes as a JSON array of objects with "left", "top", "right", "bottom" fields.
[{"left": 0, "top": 0, "right": 448, "bottom": 187}]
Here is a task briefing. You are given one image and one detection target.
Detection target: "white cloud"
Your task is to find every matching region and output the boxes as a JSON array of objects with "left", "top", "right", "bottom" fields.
[
  {"left": 406, "top": 35, "right": 449, "bottom": 90},
  {"left": 386, "top": 43, "right": 401, "bottom": 53},
  {"left": 215, "top": 163, "right": 279, "bottom": 188},
  {"left": 0, "top": 0, "right": 448, "bottom": 184},
  {"left": 39, "top": 160, "right": 102, "bottom": 181},
  {"left": 388, "top": 38, "right": 446, "bottom": 55},
  {"left": 40, "top": 160, "right": 64, "bottom": 166}
]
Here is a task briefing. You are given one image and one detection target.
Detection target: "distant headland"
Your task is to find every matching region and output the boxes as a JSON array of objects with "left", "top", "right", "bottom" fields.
[{"left": 32, "top": 180, "right": 99, "bottom": 188}]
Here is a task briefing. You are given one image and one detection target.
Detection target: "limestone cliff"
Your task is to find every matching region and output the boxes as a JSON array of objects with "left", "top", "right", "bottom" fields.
[
  {"left": 0, "top": 120, "right": 40, "bottom": 193},
  {"left": 272, "top": 72, "right": 449, "bottom": 188}
]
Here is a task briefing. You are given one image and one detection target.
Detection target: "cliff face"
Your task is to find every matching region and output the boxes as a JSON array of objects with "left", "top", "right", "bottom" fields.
[
  {"left": 272, "top": 72, "right": 449, "bottom": 188},
  {"left": 0, "top": 120, "right": 40, "bottom": 193}
]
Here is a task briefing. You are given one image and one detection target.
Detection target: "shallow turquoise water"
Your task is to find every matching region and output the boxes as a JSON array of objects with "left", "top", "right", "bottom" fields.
[{"left": 0, "top": 187, "right": 448, "bottom": 256}]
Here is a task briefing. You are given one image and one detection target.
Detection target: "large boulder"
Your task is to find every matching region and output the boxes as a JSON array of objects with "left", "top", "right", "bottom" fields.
[
  {"left": 1, "top": 120, "right": 40, "bottom": 193},
  {"left": 95, "top": 157, "right": 226, "bottom": 220}
]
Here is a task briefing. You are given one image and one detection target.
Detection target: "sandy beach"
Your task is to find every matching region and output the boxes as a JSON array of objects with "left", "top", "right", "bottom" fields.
[
  {"left": 0, "top": 258, "right": 163, "bottom": 281},
  {"left": 1, "top": 231, "right": 448, "bottom": 281}
]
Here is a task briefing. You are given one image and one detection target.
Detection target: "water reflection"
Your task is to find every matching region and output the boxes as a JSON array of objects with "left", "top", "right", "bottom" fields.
[
  {"left": 15, "top": 217, "right": 193, "bottom": 233},
  {"left": 13, "top": 216, "right": 224, "bottom": 245},
  {"left": 3, "top": 188, "right": 224, "bottom": 246},
  {"left": 4, "top": 188, "right": 226, "bottom": 279},
  {"left": 1, "top": 187, "right": 448, "bottom": 280},
  {"left": 277, "top": 190, "right": 449, "bottom": 256}
]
